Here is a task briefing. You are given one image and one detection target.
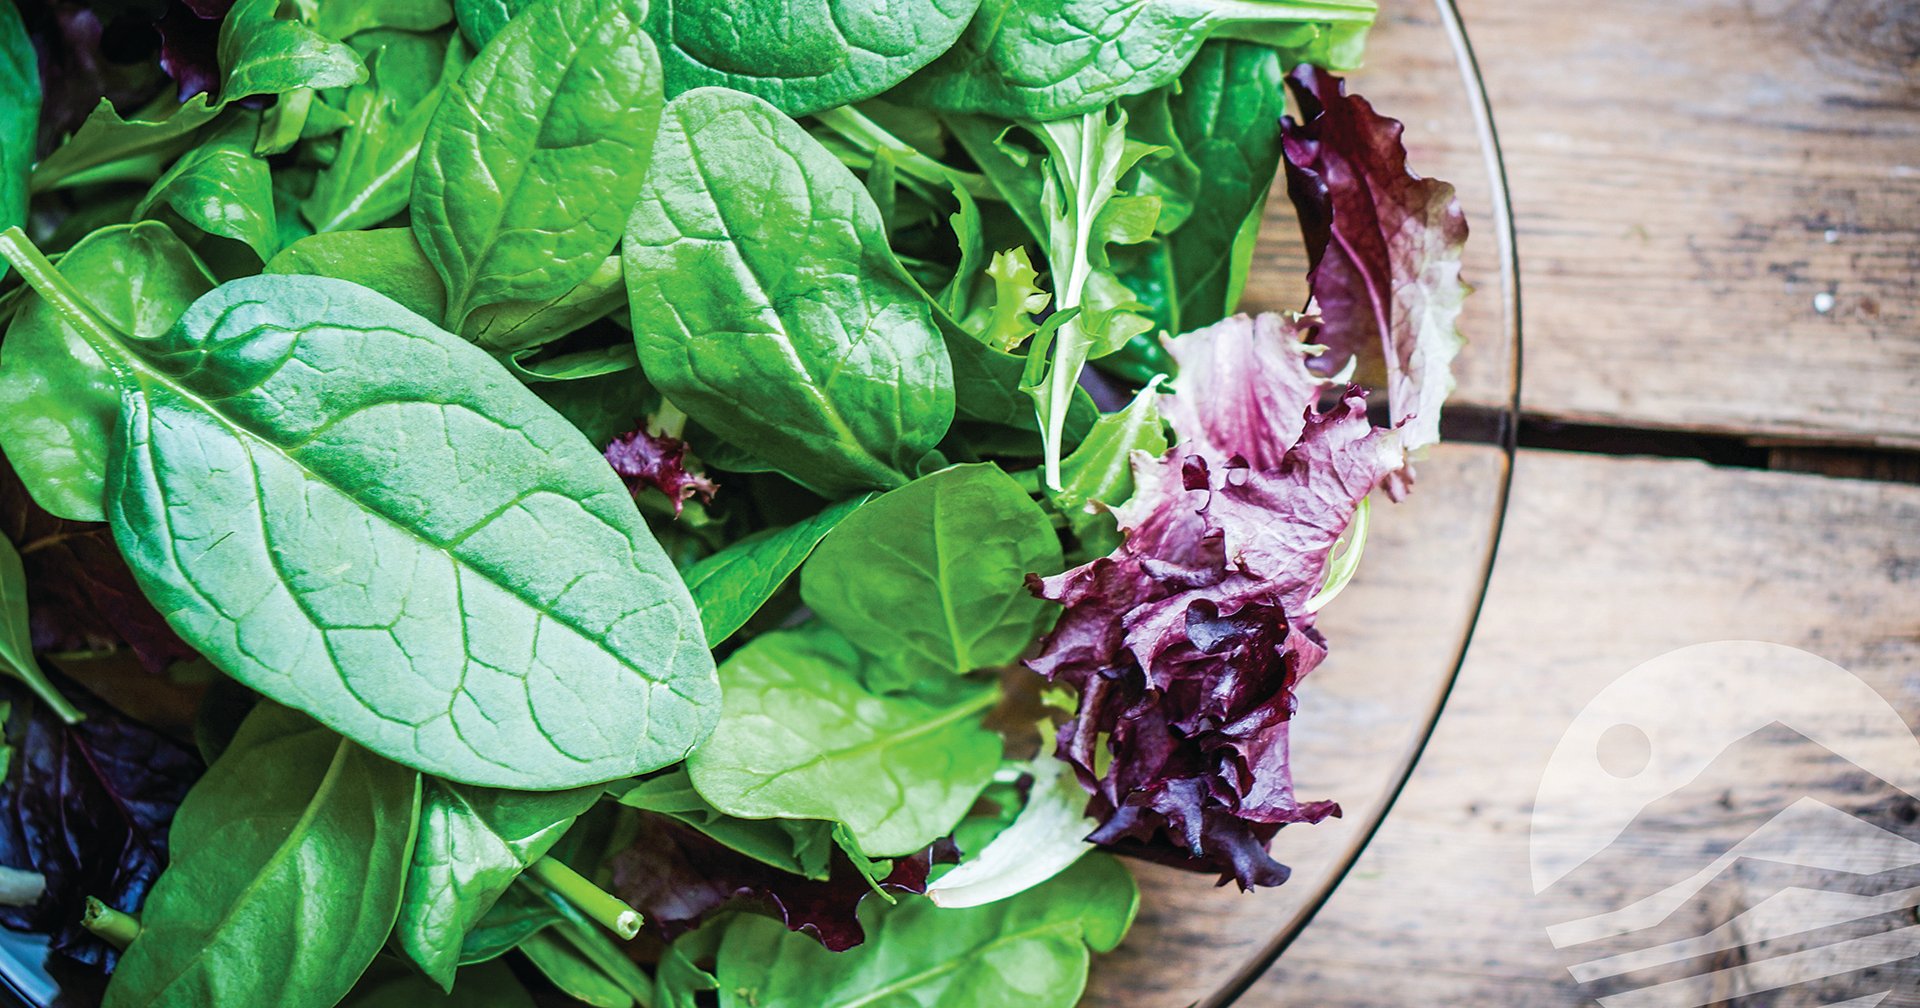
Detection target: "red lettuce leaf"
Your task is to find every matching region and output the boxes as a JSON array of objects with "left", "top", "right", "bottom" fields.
[
  {"left": 604, "top": 426, "right": 719, "bottom": 516},
  {"left": 2, "top": 455, "right": 197, "bottom": 675},
  {"left": 0, "top": 681, "right": 203, "bottom": 971},
  {"left": 1028, "top": 313, "right": 1400, "bottom": 888},
  {"left": 608, "top": 814, "right": 946, "bottom": 951},
  {"left": 1282, "top": 66, "right": 1468, "bottom": 462}
]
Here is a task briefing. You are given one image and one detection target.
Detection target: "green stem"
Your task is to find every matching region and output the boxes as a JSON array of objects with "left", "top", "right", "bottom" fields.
[
  {"left": 650, "top": 398, "right": 689, "bottom": 440},
  {"left": 527, "top": 857, "right": 641, "bottom": 940},
  {"left": 81, "top": 897, "right": 141, "bottom": 949},
  {"left": 0, "top": 228, "right": 132, "bottom": 379},
  {"left": 812, "top": 106, "right": 999, "bottom": 202}
]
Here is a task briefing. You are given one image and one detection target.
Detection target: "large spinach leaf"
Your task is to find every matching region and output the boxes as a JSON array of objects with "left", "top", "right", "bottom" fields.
[
  {"left": 644, "top": 0, "right": 981, "bottom": 116},
  {"left": 0, "top": 0, "right": 32, "bottom": 234},
  {"left": 626, "top": 88, "right": 953, "bottom": 498},
  {"left": 102, "top": 703, "right": 420, "bottom": 1008},
  {"left": 681, "top": 494, "right": 870, "bottom": 647},
  {"left": 710, "top": 854, "right": 1138, "bottom": 1008},
  {"left": 0, "top": 223, "right": 214, "bottom": 522},
  {"left": 686, "top": 623, "right": 1000, "bottom": 857},
  {"left": 412, "top": 0, "right": 663, "bottom": 333},
  {"left": 0, "top": 238, "right": 720, "bottom": 789},
  {"left": 802, "top": 464, "right": 1060, "bottom": 692},
  {"left": 900, "top": 0, "right": 1374, "bottom": 119},
  {"left": 397, "top": 781, "right": 600, "bottom": 988}
]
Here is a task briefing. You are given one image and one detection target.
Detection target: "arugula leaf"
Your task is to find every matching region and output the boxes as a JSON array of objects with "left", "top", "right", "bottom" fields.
[
  {"left": 681, "top": 494, "right": 871, "bottom": 647},
  {"left": 397, "top": 781, "right": 600, "bottom": 988},
  {"left": 412, "top": 0, "right": 663, "bottom": 332},
  {"left": 102, "top": 703, "right": 420, "bottom": 1008},
  {"left": 710, "top": 854, "right": 1139, "bottom": 1008},
  {"left": 802, "top": 464, "right": 1060, "bottom": 692},
  {"left": 136, "top": 115, "right": 280, "bottom": 261},
  {"left": 626, "top": 87, "right": 954, "bottom": 498},
  {"left": 644, "top": 0, "right": 982, "bottom": 116},
  {"left": 1050, "top": 375, "right": 1167, "bottom": 551},
  {"left": 0, "top": 0, "right": 33, "bottom": 234},
  {"left": 0, "top": 223, "right": 215, "bottom": 522},
  {"left": 30, "top": 96, "right": 225, "bottom": 197},
  {"left": 900, "top": 0, "right": 1375, "bottom": 119},
  {"left": 686, "top": 622, "right": 1001, "bottom": 857},
  {"left": 0, "top": 239, "right": 720, "bottom": 789},
  {"left": 303, "top": 37, "right": 469, "bottom": 234}
]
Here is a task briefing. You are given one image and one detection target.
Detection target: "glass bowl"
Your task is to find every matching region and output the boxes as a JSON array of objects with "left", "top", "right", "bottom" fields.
[
  {"left": 1080, "top": 0, "right": 1520, "bottom": 1004},
  {"left": 0, "top": 1, "right": 1517, "bottom": 1004}
]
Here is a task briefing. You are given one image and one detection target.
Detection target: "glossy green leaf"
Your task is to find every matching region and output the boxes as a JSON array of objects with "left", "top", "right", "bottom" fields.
[
  {"left": 398, "top": 781, "right": 601, "bottom": 988},
  {"left": 681, "top": 493, "right": 871, "bottom": 647},
  {"left": 453, "top": 0, "right": 533, "bottom": 47},
  {"left": 520, "top": 929, "right": 633, "bottom": 1008},
  {"left": 0, "top": 536, "right": 81, "bottom": 723},
  {"left": 712, "top": 854, "right": 1138, "bottom": 1008},
  {"left": 264, "top": 228, "right": 447, "bottom": 320},
  {"left": 0, "top": 0, "right": 34, "bottom": 233},
  {"left": 339, "top": 957, "right": 533, "bottom": 1008},
  {"left": 0, "top": 223, "right": 215, "bottom": 521},
  {"left": 102, "top": 703, "right": 421, "bottom": 1008},
  {"left": 463, "top": 254, "right": 625, "bottom": 354},
  {"left": 687, "top": 623, "right": 1001, "bottom": 856},
  {"left": 644, "top": 0, "right": 982, "bottom": 116},
  {"left": 456, "top": 884, "right": 563, "bottom": 967},
  {"left": 0, "top": 236, "right": 720, "bottom": 788},
  {"left": 32, "top": 96, "right": 223, "bottom": 196},
  {"left": 219, "top": 0, "right": 369, "bottom": 101},
  {"left": 303, "top": 39, "right": 468, "bottom": 234},
  {"left": 136, "top": 116, "right": 280, "bottom": 260},
  {"left": 802, "top": 464, "right": 1061, "bottom": 691},
  {"left": 306, "top": 0, "right": 455, "bottom": 40},
  {"left": 412, "top": 0, "right": 663, "bottom": 331},
  {"left": 899, "top": 0, "right": 1374, "bottom": 119},
  {"left": 616, "top": 768, "right": 836, "bottom": 878},
  {"left": 1050, "top": 375, "right": 1166, "bottom": 549},
  {"left": 626, "top": 88, "right": 954, "bottom": 498}
]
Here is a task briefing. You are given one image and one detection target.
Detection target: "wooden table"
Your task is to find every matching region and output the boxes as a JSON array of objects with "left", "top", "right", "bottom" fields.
[{"left": 1099, "top": 0, "right": 1920, "bottom": 1003}]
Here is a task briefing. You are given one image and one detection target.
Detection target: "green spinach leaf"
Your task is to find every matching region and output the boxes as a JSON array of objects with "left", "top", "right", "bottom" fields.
[
  {"left": 681, "top": 493, "right": 870, "bottom": 647},
  {"left": 0, "top": 0, "right": 33, "bottom": 234},
  {"left": 686, "top": 623, "right": 1001, "bottom": 857},
  {"left": 711, "top": 854, "right": 1138, "bottom": 1008},
  {"left": 453, "top": 0, "right": 533, "bottom": 47},
  {"left": 265, "top": 228, "right": 447, "bottom": 319},
  {"left": 102, "top": 703, "right": 421, "bottom": 1008},
  {"left": 616, "top": 768, "right": 837, "bottom": 878},
  {"left": 0, "top": 223, "right": 214, "bottom": 521},
  {"left": 305, "top": 0, "right": 455, "bottom": 40},
  {"left": 900, "top": 0, "right": 1374, "bottom": 119},
  {"left": 644, "top": 0, "right": 981, "bottom": 116},
  {"left": 0, "top": 237, "right": 720, "bottom": 789},
  {"left": 136, "top": 116, "right": 280, "bottom": 261},
  {"left": 626, "top": 87, "right": 954, "bottom": 498},
  {"left": 338, "top": 957, "right": 532, "bottom": 1008},
  {"left": 303, "top": 38, "right": 469, "bottom": 234},
  {"left": 802, "top": 464, "right": 1060, "bottom": 692},
  {"left": 397, "top": 781, "right": 600, "bottom": 988},
  {"left": 412, "top": 0, "right": 663, "bottom": 332}
]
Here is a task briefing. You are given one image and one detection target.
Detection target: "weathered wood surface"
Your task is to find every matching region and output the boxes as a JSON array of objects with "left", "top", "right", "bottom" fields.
[
  {"left": 1236, "top": 450, "right": 1920, "bottom": 1006},
  {"left": 1251, "top": 0, "right": 1920, "bottom": 447}
]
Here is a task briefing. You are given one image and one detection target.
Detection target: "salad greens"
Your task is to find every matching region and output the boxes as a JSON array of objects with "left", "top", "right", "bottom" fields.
[{"left": 0, "top": 0, "right": 1474, "bottom": 1004}]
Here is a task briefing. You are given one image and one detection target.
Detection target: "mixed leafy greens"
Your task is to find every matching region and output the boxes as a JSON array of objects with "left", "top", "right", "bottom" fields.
[{"left": 0, "top": 0, "right": 1469, "bottom": 1004}]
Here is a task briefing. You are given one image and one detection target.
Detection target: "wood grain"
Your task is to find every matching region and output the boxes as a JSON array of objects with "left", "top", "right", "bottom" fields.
[{"left": 1237, "top": 449, "right": 1920, "bottom": 1006}]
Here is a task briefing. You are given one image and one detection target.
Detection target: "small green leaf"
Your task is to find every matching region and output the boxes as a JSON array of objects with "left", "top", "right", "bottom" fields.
[
  {"left": 711, "top": 854, "right": 1139, "bottom": 1007},
  {"left": 802, "top": 464, "right": 1061, "bottom": 692},
  {"left": 644, "top": 0, "right": 983, "bottom": 116},
  {"left": 616, "top": 767, "right": 837, "bottom": 879},
  {"left": 413, "top": 0, "right": 663, "bottom": 331},
  {"left": 519, "top": 929, "right": 633, "bottom": 1008},
  {"left": 0, "top": 0, "right": 36, "bottom": 233},
  {"left": 0, "top": 536, "right": 82, "bottom": 724},
  {"left": 338, "top": 957, "right": 533, "bottom": 1008},
  {"left": 265, "top": 227, "right": 447, "bottom": 320},
  {"left": 681, "top": 493, "right": 871, "bottom": 647},
  {"left": 136, "top": 116, "right": 281, "bottom": 260},
  {"left": 102, "top": 703, "right": 421, "bottom": 1008},
  {"left": 1050, "top": 376, "right": 1167, "bottom": 551},
  {"left": 971, "top": 248, "right": 1050, "bottom": 351},
  {"left": 452, "top": 0, "right": 532, "bottom": 47},
  {"left": 687, "top": 623, "right": 1002, "bottom": 857},
  {"left": 303, "top": 39, "right": 469, "bottom": 234},
  {"left": 218, "top": 0, "right": 368, "bottom": 101},
  {"left": 397, "top": 782, "right": 600, "bottom": 988},
  {"left": 0, "top": 223, "right": 214, "bottom": 522},
  {"left": 31, "top": 97, "right": 223, "bottom": 196},
  {"left": 627, "top": 88, "right": 955, "bottom": 499},
  {"left": 305, "top": 0, "right": 455, "bottom": 40}
]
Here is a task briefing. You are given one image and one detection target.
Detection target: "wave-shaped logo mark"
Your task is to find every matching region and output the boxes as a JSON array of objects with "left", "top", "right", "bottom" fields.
[{"left": 1531, "top": 642, "right": 1920, "bottom": 1006}]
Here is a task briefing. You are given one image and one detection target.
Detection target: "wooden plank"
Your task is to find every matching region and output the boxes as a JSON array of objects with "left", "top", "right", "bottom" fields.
[
  {"left": 1233, "top": 449, "right": 1920, "bottom": 1006},
  {"left": 1085, "top": 442, "right": 1510, "bottom": 1005}
]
